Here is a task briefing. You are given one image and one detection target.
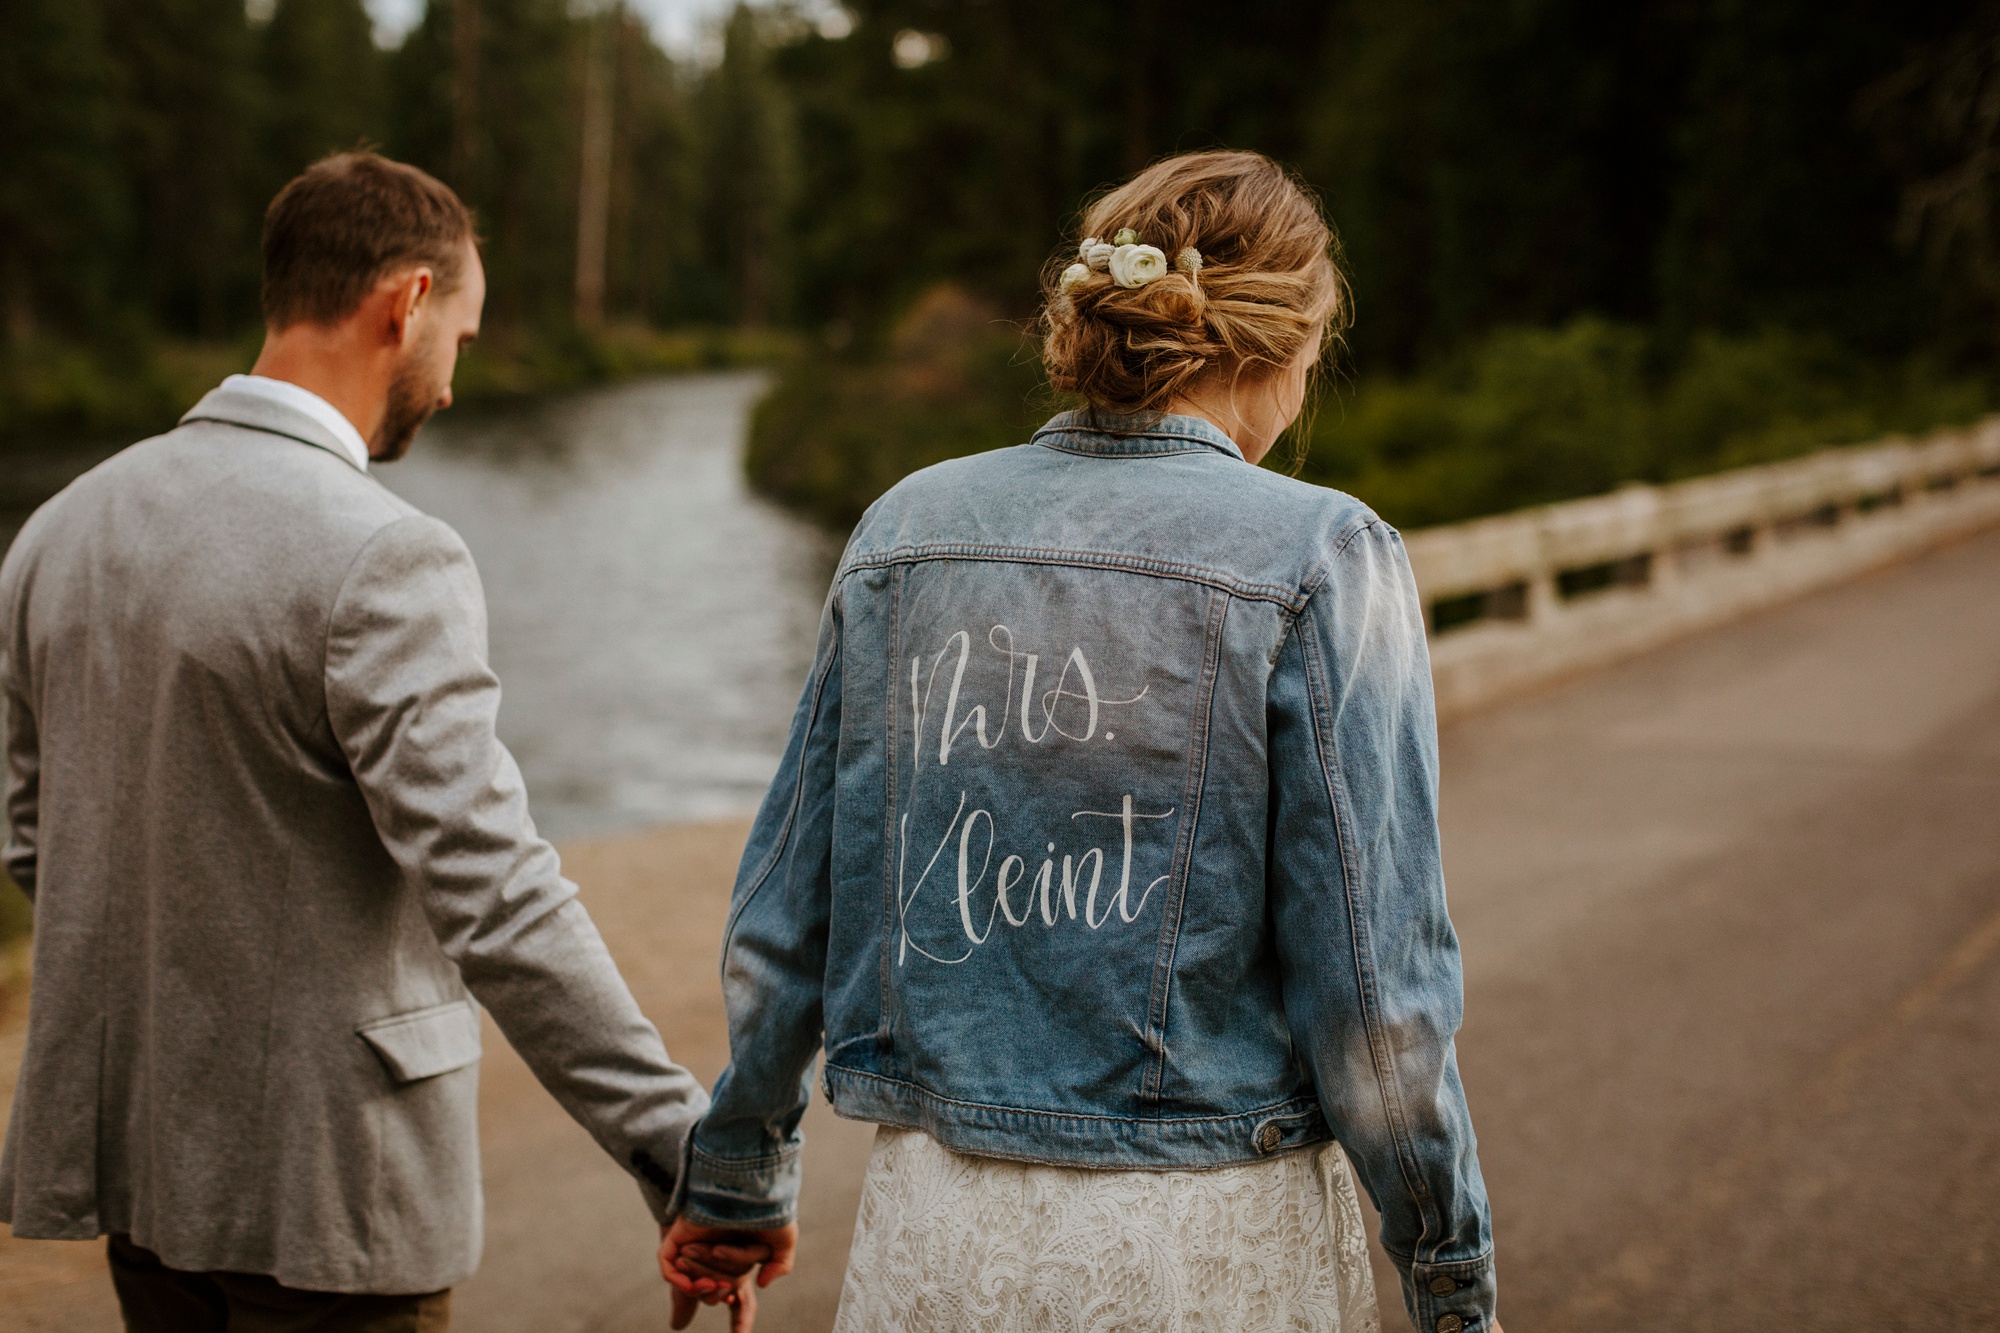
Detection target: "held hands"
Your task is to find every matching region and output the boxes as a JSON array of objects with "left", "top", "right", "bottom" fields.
[{"left": 658, "top": 1217, "right": 798, "bottom": 1332}]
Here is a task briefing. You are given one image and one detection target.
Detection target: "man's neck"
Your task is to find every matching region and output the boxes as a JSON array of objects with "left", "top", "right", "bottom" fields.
[{"left": 251, "top": 326, "right": 394, "bottom": 448}]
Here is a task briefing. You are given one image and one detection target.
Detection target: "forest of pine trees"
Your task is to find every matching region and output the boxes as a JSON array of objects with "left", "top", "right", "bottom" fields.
[
  {"left": 6, "top": 0, "right": 2000, "bottom": 501},
  {"left": 0, "top": 0, "right": 809, "bottom": 344},
  {"left": 0, "top": 0, "right": 796, "bottom": 441}
]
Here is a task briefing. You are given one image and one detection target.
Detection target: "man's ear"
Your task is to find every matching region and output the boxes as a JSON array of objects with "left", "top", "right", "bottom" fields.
[{"left": 386, "top": 268, "right": 437, "bottom": 348}]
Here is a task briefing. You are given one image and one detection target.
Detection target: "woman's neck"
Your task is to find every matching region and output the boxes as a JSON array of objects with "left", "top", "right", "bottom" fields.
[{"left": 1164, "top": 390, "right": 1274, "bottom": 465}]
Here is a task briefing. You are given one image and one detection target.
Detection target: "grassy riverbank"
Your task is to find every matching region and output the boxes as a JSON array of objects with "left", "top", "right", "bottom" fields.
[
  {"left": 0, "top": 325, "right": 796, "bottom": 453},
  {"left": 0, "top": 876, "right": 25, "bottom": 946},
  {"left": 746, "top": 309, "right": 1995, "bottom": 532}
]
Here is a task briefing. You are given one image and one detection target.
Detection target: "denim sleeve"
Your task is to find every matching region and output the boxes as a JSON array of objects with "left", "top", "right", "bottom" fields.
[
  {"left": 1267, "top": 519, "right": 1497, "bottom": 1332},
  {"left": 682, "top": 591, "right": 844, "bottom": 1228}
]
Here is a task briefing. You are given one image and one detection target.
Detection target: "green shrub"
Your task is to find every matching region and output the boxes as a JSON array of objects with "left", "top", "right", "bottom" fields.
[
  {"left": 1294, "top": 320, "right": 1654, "bottom": 528},
  {"left": 746, "top": 286, "right": 1053, "bottom": 527},
  {"left": 0, "top": 336, "right": 253, "bottom": 447},
  {"left": 1657, "top": 330, "right": 1988, "bottom": 476},
  {"left": 1295, "top": 320, "right": 1993, "bottom": 528}
]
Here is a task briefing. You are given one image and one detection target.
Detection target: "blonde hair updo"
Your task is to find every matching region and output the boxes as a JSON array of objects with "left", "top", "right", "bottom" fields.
[{"left": 1039, "top": 150, "right": 1348, "bottom": 422}]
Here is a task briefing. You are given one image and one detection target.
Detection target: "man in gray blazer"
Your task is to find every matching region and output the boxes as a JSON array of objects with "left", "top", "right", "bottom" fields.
[{"left": 0, "top": 153, "right": 725, "bottom": 1330}]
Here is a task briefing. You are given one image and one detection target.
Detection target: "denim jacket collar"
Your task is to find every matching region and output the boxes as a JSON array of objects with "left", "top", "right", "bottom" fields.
[{"left": 1030, "top": 409, "right": 1246, "bottom": 462}]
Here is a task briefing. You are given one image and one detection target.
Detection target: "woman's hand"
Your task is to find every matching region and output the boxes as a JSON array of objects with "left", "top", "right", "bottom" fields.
[
  {"left": 668, "top": 1272, "right": 755, "bottom": 1333},
  {"left": 660, "top": 1218, "right": 798, "bottom": 1331}
]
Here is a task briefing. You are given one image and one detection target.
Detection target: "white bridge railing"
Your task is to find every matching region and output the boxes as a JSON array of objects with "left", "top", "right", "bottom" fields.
[{"left": 1405, "top": 418, "right": 2000, "bottom": 720}]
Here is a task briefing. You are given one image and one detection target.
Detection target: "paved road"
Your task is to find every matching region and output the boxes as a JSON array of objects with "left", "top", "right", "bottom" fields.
[{"left": 5, "top": 526, "right": 1998, "bottom": 1331}]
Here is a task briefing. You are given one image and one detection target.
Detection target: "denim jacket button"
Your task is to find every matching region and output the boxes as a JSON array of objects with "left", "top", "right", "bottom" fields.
[
  {"left": 1428, "top": 1276, "right": 1458, "bottom": 1296},
  {"left": 1435, "top": 1316, "right": 1464, "bottom": 1333},
  {"left": 1255, "top": 1124, "right": 1281, "bottom": 1153}
]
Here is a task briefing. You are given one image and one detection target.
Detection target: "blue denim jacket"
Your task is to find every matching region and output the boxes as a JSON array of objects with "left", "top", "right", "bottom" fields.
[{"left": 687, "top": 411, "right": 1495, "bottom": 1328}]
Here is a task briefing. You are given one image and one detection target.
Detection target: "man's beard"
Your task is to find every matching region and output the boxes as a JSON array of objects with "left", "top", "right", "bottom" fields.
[{"left": 371, "top": 352, "right": 445, "bottom": 463}]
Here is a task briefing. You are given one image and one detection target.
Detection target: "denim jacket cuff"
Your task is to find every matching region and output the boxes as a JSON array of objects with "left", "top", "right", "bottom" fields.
[
  {"left": 1395, "top": 1250, "right": 1497, "bottom": 1333},
  {"left": 679, "top": 1141, "right": 803, "bottom": 1229}
]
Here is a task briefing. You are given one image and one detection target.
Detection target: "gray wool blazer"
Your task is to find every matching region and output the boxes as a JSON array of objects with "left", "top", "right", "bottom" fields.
[{"left": 0, "top": 384, "right": 708, "bottom": 1294}]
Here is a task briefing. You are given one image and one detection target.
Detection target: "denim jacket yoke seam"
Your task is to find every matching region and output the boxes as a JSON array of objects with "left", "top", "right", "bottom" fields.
[
  {"left": 1296, "top": 590, "right": 1444, "bottom": 1249},
  {"left": 840, "top": 544, "right": 1305, "bottom": 611}
]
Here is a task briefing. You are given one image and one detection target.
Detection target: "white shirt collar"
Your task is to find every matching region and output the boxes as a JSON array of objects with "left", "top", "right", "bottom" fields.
[{"left": 220, "top": 374, "right": 371, "bottom": 472}]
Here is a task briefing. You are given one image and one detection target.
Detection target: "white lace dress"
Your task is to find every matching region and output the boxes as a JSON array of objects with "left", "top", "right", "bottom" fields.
[{"left": 832, "top": 1126, "right": 1381, "bottom": 1333}]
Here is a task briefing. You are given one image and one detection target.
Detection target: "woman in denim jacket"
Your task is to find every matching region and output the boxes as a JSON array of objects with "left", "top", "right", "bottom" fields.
[{"left": 664, "top": 151, "right": 1499, "bottom": 1333}]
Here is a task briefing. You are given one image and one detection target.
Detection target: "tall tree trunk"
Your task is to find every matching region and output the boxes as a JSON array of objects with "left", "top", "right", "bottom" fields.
[
  {"left": 574, "top": 8, "right": 615, "bottom": 330},
  {"left": 1122, "top": 0, "right": 1158, "bottom": 171},
  {"left": 451, "top": 0, "right": 481, "bottom": 192}
]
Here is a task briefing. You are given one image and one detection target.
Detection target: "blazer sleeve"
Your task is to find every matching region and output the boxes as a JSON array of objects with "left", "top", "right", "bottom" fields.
[
  {"left": 324, "top": 514, "right": 709, "bottom": 1220},
  {"left": 1266, "top": 518, "right": 1497, "bottom": 1331},
  {"left": 680, "top": 590, "right": 843, "bottom": 1229}
]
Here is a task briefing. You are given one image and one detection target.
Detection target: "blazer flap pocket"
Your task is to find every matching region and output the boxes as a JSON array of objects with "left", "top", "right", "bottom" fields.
[{"left": 357, "top": 1000, "right": 482, "bottom": 1084}]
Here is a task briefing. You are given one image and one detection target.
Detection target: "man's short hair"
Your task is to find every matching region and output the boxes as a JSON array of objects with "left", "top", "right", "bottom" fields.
[{"left": 261, "top": 152, "right": 476, "bottom": 329}]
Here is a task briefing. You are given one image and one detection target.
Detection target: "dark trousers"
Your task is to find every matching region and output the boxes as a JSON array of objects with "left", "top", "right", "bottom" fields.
[{"left": 108, "top": 1235, "right": 451, "bottom": 1333}]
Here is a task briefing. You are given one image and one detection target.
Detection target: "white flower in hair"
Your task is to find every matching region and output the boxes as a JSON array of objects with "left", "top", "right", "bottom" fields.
[
  {"left": 1108, "top": 243, "right": 1168, "bottom": 289},
  {"left": 1060, "top": 262, "right": 1091, "bottom": 293},
  {"left": 1080, "top": 238, "right": 1114, "bottom": 271},
  {"left": 1176, "top": 247, "right": 1203, "bottom": 274}
]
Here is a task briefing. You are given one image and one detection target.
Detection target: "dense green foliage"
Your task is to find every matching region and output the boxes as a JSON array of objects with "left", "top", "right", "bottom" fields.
[
  {"left": 1293, "top": 323, "right": 1989, "bottom": 529},
  {"left": 0, "top": 337, "right": 252, "bottom": 443},
  {"left": 753, "top": 2, "right": 1997, "bottom": 360},
  {"left": 746, "top": 0, "right": 2000, "bottom": 528}
]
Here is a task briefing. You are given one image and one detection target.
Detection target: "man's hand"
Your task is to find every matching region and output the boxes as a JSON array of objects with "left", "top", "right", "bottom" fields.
[{"left": 660, "top": 1217, "right": 798, "bottom": 1331}]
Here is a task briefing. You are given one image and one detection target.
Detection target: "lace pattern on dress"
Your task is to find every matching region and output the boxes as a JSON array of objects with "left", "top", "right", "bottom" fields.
[{"left": 832, "top": 1126, "right": 1381, "bottom": 1333}]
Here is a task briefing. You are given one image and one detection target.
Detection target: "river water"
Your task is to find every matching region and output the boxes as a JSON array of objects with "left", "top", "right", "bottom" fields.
[
  {"left": 378, "top": 371, "right": 841, "bottom": 838},
  {"left": 0, "top": 372, "right": 841, "bottom": 842}
]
